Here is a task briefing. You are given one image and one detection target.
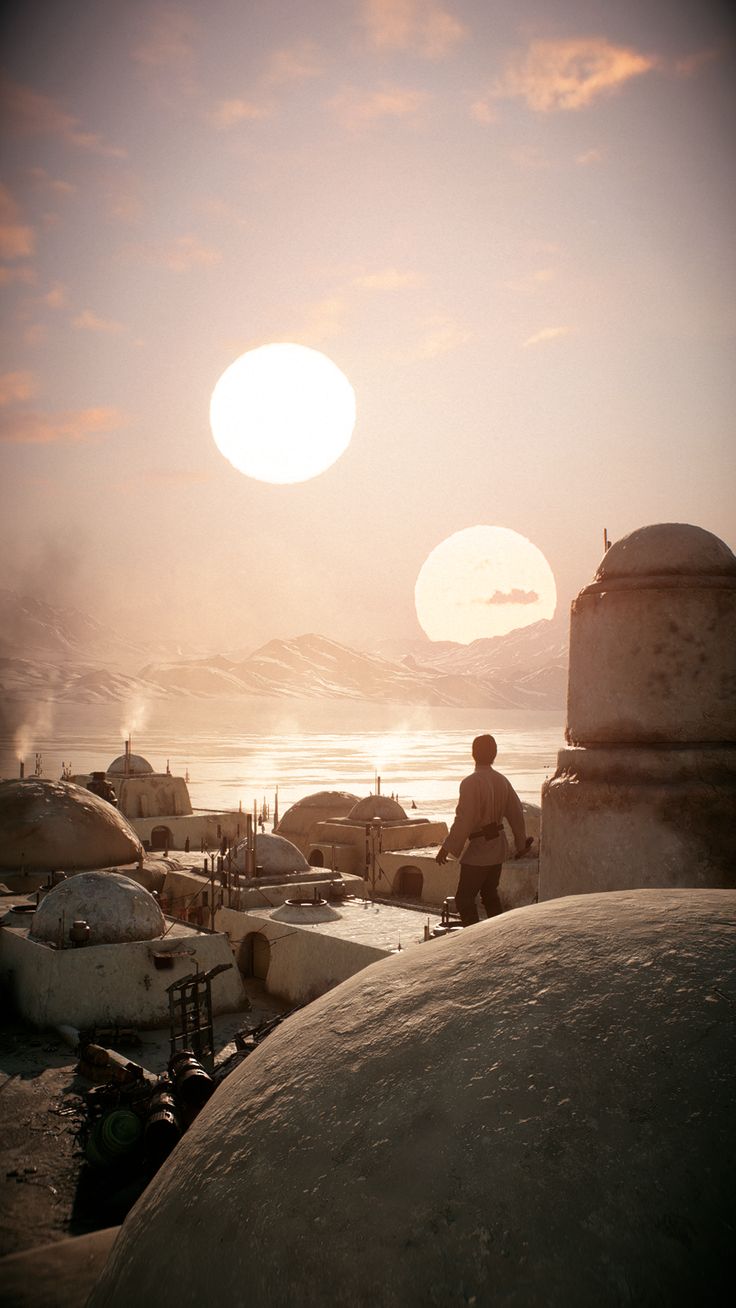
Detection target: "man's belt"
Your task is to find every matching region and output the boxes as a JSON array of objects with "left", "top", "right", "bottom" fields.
[{"left": 468, "top": 822, "right": 502, "bottom": 841}]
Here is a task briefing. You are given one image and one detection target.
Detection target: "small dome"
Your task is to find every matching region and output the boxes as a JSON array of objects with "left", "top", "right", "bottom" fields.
[
  {"left": 31, "top": 870, "right": 164, "bottom": 945},
  {"left": 107, "top": 754, "right": 154, "bottom": 776},
  {"left": 276, "top": 791, "right": 359, "bottom": 840},
  {"left": 270, "top": 900, "right": 342, "bottom": 924},
  {"left": 0, "top": 779, "right": 143, "bottom": 873},
  {"left": 348, "top": 794, "right": 408, "bottom": 822},
  {"left": 89, "top": 889, "right": 736, "bottom": 1307},
  {"left": 596, "top": 523, "right": 736, "bottom": 582},
  {"left": 234, "top": 833, "right": 310, "bottom": 876}
]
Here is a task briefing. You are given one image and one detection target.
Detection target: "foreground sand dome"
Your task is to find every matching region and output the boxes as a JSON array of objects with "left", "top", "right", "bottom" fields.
[
  {"left": 31, "top": 870, "right": 165, "bottom": 946},
  {"left": 90, "top": 889, "right": 735, "bottom": 1307},
  {"left": 233, "top": 832, "right": 310, "bottom": 876},
  {"left": 107, "top": 753, "right": 154, "bottom": 776},
  {"left": 0, "top": 779, "right": 143, "bottom": 872}
]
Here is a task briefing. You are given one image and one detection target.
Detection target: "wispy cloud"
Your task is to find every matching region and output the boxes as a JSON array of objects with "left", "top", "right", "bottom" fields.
[
  {"left": 0, "top": 184, "right": 35, "bottom": 261},
  {"left": 0, "top": 371, "right": 36, "bottom": 405},
  {"left": 404, "top": 313, "right": 471, "bottom": 361},
  {"left": 496, "top": 38, "right": 657, "bottom": 112},
  {"left": 264, "top": 40, "right": 323, "bottom": 86},
  {"left": 71, "top": 308, "right": 125, "bottom": 333},
  {"left": 0, "top": 266, "right": 36, "bottom": 287},
  {"left": 523, "top": 325, "right": 571, "bottom": 348},
  {"left": 576, "top": 147, "right": 603, "bottom": 165},
  {"left": 328, "top": 85, "right": 428, "bottom": 129},
  {"left": 673, "top": 49, "right": 719, "bottom": 78},
  {"left": 41, "top": 283, "right": 67, "bottom": 309},
  {"left": 482, "top": 588, "right": 539, "bottom": 606},
  {"left": 132, "top": 4, "right": 197, "bottom": 73},
  {"left": 361, "top": 0, "right": 467, "bottom": 60},
  {"left": 208, "top": 98, "right": 270, "bottom": 129},
  {"left": 125, "top": 234, "right": 221, "bottom": 271},
  {"left": 352, "top": 267, "right": 424, "bottom": 290},
  {"left": 0, "top": 76, "right": 126, "bottom": 156},
  {"left": 0, "top": 405, "right": 126, "bottom": 444},
  {"left": 27, "top": 167, "right": 76, "bottom": 196},
  {"left": 300, "top": 295, "right": 346, "bottom": 343}
]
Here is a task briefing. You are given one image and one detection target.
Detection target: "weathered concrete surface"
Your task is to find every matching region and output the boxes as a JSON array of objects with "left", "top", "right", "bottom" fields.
[
  {"left": 0, "top": 779, "right": 142, "bottom": 876},
  {"left": 90, "top": 890, "right": 736, "bottom": 1308},
  {"left": 0, "top": 1228, "right": 120, "bottom": 1307},
  {"left": 539, "top": 745, "right": 736, "bottom": 899},
  {"left": 31, "top": 870, "right": 165, "bottom": 946}
]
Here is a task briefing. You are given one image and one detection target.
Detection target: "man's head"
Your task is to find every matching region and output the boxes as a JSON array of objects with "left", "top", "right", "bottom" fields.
[{"left": 472, "top": 734, "right": 497, "bottom": 766}]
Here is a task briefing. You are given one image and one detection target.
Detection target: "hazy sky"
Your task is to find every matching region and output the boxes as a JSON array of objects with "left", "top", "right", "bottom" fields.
[{"left": 1, "top": 0, "right": 734, "bottom": 652}]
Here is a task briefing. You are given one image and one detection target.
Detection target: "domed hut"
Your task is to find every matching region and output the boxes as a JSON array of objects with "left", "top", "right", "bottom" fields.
[
  {"left": 89, "top": 889, "right": 736, "bottom": 1306},
  {"left": 107, "top": 753, "right": 154, "bottom": 777},
  {"left": 0, "top": 778, "right": 142, "bottom": 890},
  {"left": 275, "top": 791, "right": 359, "bottom": 855},
  {"left": 233, "top": 832, "right": 310, "bottom": 877},
  {"left": 31, "top": 870, "right": 164, "bottom": 946},
  {"left": 540, "top": 523, "right": 736, "bottom": 900}
]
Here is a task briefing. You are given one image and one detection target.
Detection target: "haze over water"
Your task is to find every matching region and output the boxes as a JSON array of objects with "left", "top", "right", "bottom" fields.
[{"left": 0, "top": 700, "right": 564, "bottom": 828}]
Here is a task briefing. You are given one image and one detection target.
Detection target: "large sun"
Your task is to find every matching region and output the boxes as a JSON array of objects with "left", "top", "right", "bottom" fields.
[
  {"left": 210, "top": 343, "right": 356, "bottom": 484},
  {"left": 415, "top": 525, "right": 557, "bottom": 644}
]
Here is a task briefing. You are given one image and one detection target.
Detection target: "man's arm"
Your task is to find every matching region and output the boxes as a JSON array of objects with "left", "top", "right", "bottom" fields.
[
  {"left": 436, "top": 776, "right": 475, "bottom": 864},
  {"left": 504, "top": 782, "right": 528, "bottom": 857}
]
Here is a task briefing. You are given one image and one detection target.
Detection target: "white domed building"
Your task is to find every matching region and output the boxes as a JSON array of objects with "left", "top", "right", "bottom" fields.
[
  {"left": 540, "top": 523, "right": 736, "bottom": 900},
  {"left": 88, "top": 889, "right": 736, "bottom": 1306}
]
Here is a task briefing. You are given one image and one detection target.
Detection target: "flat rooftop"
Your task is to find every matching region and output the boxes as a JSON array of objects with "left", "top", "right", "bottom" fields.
[{"left": 249, "top": 897, "right": 440, "bottom": 952}]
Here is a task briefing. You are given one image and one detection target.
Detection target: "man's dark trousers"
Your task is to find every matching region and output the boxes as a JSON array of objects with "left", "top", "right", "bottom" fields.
[{"left": 456, "top": 863, "right": 502, "bottom": 926}]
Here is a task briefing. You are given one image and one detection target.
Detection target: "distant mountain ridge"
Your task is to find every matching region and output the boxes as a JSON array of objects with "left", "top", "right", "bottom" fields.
[{"left": 0, "top": 591, "right": 568, "bottom": 708}]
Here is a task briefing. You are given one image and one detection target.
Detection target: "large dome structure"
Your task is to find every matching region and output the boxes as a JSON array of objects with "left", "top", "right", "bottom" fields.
[
  {"left": 347, "top": 794, "right": 407, "bottom": 823},
  {"left": 89, "top": 889, "right": 735, "bottom": 1307},
  {"left": 31, "top": 870, "right": 165, "bottom": 946},
  {"left": 0, "top": 779, "right": 142, "bottom": 873},
  {"left": 107, "top": 753, "right": 154, "bottom": 776},
  {"left": 275, "top": 791, "right": 359, "bottom": 852},
  {"left": 233, "top": 832, "right": 310, "bottom": 876},
  {"left": 594, "top": 522, "right": 736, "bottom": 582}
]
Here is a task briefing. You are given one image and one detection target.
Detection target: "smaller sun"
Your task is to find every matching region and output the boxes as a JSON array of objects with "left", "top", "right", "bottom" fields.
[
  {"left": 415, "top": 525, "right": 557, "bottom": 644},
  {"left": 210, "top": 343, "right": 356, "bottom": 485}
]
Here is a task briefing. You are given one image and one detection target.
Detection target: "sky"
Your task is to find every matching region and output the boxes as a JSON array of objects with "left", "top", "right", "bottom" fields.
[{"left": 1, "top": 0, "right": 734, "bottom": 654}]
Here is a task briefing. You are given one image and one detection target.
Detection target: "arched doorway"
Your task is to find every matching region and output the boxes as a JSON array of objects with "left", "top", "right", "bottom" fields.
[
  {"left": 150, "top": 825, "right": 173, "bottom": 851},
  {"left": 309, "top": 848, "right": 324, "bottom": 867},
  {"left": 396, "top": 866, "right": 424, "bottom": 900},
  {"left": 237, "top": 932, "right": 271, "bottom": 981}
]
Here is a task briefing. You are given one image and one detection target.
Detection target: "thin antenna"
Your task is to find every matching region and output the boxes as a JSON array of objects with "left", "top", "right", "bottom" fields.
[{"left": 603, "top": 527, "right": 611, "bottom": 553}]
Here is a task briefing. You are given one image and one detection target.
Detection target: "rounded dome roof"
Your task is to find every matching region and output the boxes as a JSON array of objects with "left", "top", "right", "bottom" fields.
[
  {"left": 107, "top": 754, "right": 154, "bottom": 776},
  {"left": 348, "top": 794, "right": 407, "bottom": 822},
  {"left": 234, "top": 832, "right": 310, "bottom": 876},
  {"left": 89, "top": 889, "right": 736, "bottom": 1308},
  {"left": 596, "top": 523, "right": 736, "bottom": 582},
  {"left": 31, "top": 870, "right": 164, "bottom": 945},
  {"left": 0, "top": 779, "right": 143, "bottom": 873},
  {"left": 276, "top": 791, "right": 359, "bottom": 839}
]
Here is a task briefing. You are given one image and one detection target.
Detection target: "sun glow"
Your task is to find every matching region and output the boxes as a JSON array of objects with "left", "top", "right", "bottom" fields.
[
  {"left": 415, "top": 525, "right": 557, "bottom": 644},
  {"left": 209, "top": 343, "right": 356, "bottom": 484}
]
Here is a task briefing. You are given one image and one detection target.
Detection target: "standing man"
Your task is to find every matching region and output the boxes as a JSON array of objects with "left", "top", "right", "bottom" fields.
[{"left": 435, "top": 734, "right": 529, "bottom": 926}]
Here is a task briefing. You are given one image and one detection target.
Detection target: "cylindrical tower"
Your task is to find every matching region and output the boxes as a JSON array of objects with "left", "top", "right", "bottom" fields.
[{"left": 539, "top": 523, "right": 736, "bottom": 900}]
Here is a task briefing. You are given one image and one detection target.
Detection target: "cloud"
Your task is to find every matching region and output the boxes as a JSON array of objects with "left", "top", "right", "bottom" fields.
[
  {"left": 576, "top": 147, "right": 602, "bottom": 165},
  {"left": 470, "top": 98, "right": 497, "bottom": 124},
  {"left": 0, "top": 371, "right": 36, "bottom": 405},
  {"left": 496, "top": 38, "right": 657, "bottom": 112},
  {"left": 361, "top": 1, "right": 467, "bottom": 60},
  {"left": 208, "top": 98, "right": 270, "bottom": 129},
  {"left": 27, "top": 167, "right": 76, "bottom": 196},
  {"left": 0, "top": 265, "right": 36, "bottom": 287},
  {"left": 0, "top": 183, "right": 35, "bottom": 260},
  {"left": 483, "top": 588, "right": 539, "bottom": 606},
  {"left": 264, "top": 40, "right": 323, "bottom": 85},
  {"left": 328, "top": 85, "right": 428, "bottom": 129},
  {"left": 673, "top": 49, "right": 719, "bottom": 78},
  {"left": 404, "top": 313, "right": 472, "bottom": 361},
  {"left": 300, "top": 295, "right": 346, "bottom": 343},
  {"left": 352, "top": 267, "right": 424, "bottom": 290},
  {"left": 126, "top": 234, "right": 221, "bottom": 271},
  {"left": 71, "top": 308, "right": 125, "bottom": 333},
  {"left": 0, "top": 76, "right": 126, "bottom": 156},
  {"left": 40, "top": 283, "right": 66, "bottom": 309},
  {"left": 132, "top": 4, "right": 197, "bottom": 72},
  {"left": 0, "top": 405, "right": 126, "bottom": 445},
  {"left": 523, "top": 325, "right": 571, "bottom": 348}
]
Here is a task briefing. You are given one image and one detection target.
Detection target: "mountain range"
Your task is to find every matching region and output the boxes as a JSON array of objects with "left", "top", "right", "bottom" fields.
[{"left": 0, "top": 589, "right": 568, "bottom": 709}]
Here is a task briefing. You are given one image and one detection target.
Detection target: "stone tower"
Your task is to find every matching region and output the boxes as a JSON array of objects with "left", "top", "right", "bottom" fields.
[{"left": 539, "top": 522, "right": 736, "bottom": 900}]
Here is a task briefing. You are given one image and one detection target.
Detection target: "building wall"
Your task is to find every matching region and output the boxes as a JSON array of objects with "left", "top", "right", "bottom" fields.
[
  {"left": 375, "top": 851, "right": 539, "bottom": 912},
  {"left": 216, "top": 906, "right": 386, "bottom": 1007},
  {"left": 0, "top": 925, "right": 245, "bottom": 1029}
]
